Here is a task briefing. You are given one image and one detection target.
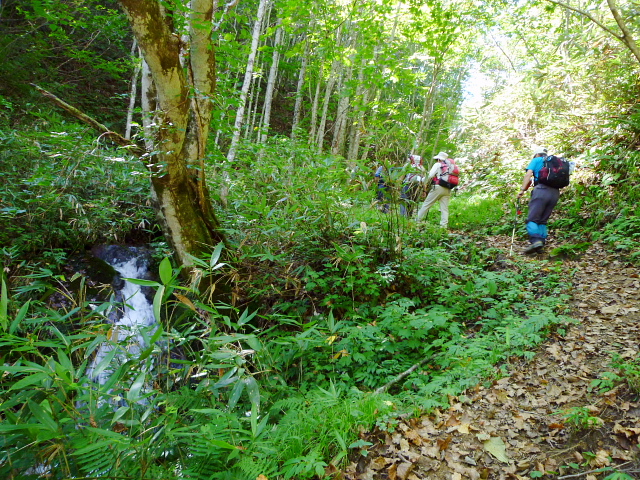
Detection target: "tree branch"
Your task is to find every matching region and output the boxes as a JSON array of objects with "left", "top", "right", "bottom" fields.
[
  {"left": 213, "top": 0, "right": 240, "bottom": 32},
  {"left": 606, "top": 0, "right": 640, "bottom": 63},
  {"left": 374, "top": 356, "right": 432, "bottom": 394},
  {"left": 32, "top": 84, "right": 145, "bottom": 157},
  {"left": 543, "top": 0, "right": 622, "bottom": 40}
]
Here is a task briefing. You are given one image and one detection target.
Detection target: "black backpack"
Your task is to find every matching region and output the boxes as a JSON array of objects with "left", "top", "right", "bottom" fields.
[{"left": 538, "top": 155, "right": 570, "bottom": 188}]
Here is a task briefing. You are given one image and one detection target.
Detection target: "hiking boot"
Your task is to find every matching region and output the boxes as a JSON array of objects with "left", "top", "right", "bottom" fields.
[{"left": 524, "top": 241, "right": 544, "bottom": 254}]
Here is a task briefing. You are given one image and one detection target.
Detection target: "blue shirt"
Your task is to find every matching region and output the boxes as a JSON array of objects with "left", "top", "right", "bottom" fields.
[{"left": 526, "top": 156, "right": 545, "bottom": 181}]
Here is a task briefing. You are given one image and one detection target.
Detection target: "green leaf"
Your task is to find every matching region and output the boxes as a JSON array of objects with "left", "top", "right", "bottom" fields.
[
  {"left": 9, "top": 372, "right": 50, "bottom": 391},
  {"left": 153, "top": 284, "right": 165, "bottom": 323},
  {"left": 9, "top": 300, "right": 30, "bottom": 334},
  {"left": 0, "top": 423, "right": 45, "bottom": 432},
  {"left": 90, "top": 347, "right": 118, "bottom": 380},
  {"left": 73, "top": 439, "right": 122, "bottom": 456},
  {"left": 237, "top": 308, "right": 258, "bottom": 326},
  {"left": 112, "top": 406, "right": 130, "bottom": 423},
  {"left": 207, "top": 438, "right": 241, "bottom": 450},
  {"left": 27, "top": 400, "right": 58, "bottom": 431},
  {"left": 227, "top": 377, "right": 244, "bottom": 410},
  {"left": 0, "top": 278, "right": 7, "bottom": 331},
  {"left": 244, "top": 376, "right": 260, "bottom": 414},
  {"left": 159, "top": 257, "right": 173, "bottom": 285},
  {"left": 126, "top": 371, "right": 146, "bottom": 402},
  {"left": 210, "top": 242, "right": 225, "bottom": 269},
  {"left": 123, "top": 278, "right": 160, "bottom": 287}
]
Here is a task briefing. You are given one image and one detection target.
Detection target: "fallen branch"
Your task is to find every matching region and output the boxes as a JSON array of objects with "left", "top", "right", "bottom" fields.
[
  {"left": 557, "top": 461, "right": 632, "bottom": 479},
  {"left": 32, "top": 84, "right": 145, "bottom": 157},
  {"left": 374, "top": 356, "right": 432, "bottom": 394}
]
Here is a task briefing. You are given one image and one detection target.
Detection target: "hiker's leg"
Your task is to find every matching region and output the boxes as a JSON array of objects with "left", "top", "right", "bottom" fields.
[
  {"left": 538, "top": 224, "right": 548, "bottom": 242},
  {"left": 527, "top": 185, "right": 559, "bottom": 243},
  {"left": 417, "top": 186, "right": 441, "bottom": 221},
  {"left": 526, "top": 221, "right": 542, "bottom": 239},
  {"left": 400, "top": 184, "right": 410, "bottom": 216},
  {"left": 439, "top": 190, "right": 451, "bottom": 227}
]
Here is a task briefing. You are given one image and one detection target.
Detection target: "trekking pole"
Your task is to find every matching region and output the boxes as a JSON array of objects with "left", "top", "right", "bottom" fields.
[{"left": 509, "top": 198, "right": 521, "bottom": 256}]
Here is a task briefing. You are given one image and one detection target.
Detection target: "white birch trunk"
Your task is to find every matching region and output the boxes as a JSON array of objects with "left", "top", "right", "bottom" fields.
[
  {"left": 226, "top": 0, "right": 270, "bottom": 162},
  {"left": 118, "top": 0, "right": 226, "bottom": 272},
  {"left": 259, "top": 19, "right": 284, "bottom": 144},
  {"left": 331, "top": 55, "right": 354, "bottom": 156},
  {"left": 125, "top": 40, "right": 142, "bottom": 140},
  {"left": 308, "top": 75, "right": 321, "bottom": 145},
  {"left": 315, "top": 60, "right": 340, "bottom": 154},
  {"left": 416, "top": 65, "right": 441, "bottom": 152},
  {"left": 346, "top": 58, "right": 368, "bottom": 160},
  {"left": 291, "top": 39, "right": 309, "bottom": 139}
]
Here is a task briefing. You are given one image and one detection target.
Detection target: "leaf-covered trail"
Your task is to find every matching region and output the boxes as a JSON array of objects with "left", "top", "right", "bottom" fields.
[{"left": 346, "top": 238, "right": 640, "bottom": 480}]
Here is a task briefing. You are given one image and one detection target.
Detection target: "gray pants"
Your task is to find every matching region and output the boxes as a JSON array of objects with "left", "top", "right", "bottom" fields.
[
  {"left": 416, "top": 185, "right": 451, "bottom": 227},
  {"left": 526, "top": 184, "right": 560, "bottom": 243}
]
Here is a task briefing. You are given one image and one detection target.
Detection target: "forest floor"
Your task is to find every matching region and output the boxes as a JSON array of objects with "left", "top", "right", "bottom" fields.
[{"left": 345, "top": 236, "right": 640, "bottom": 480}]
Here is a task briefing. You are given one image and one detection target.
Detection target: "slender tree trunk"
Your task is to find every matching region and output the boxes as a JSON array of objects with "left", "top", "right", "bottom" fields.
[
  {"left": 606, "top": 0, "right": 640, "bottom": 63},
  {"left": 308, "top": 74, "right": 321, "bottom": 145},
  {"left": 416, "top": 64, "right": 442, "bottom": 152},
  {"left": 331, "top": 62, "right": 353, "bottom": 156},
  {"left": 347, "top": 58, "right": 368, "bottom": 160},
  {"left": 125, "top": 40, "right": 141, "bottom": 140},
  {"left": 315, "top": 60, "right": 340, "bottom": 154},
  {"left": 545, "top": 0, "right": 640, "bottom": 64},
  {"left": 226, "top": 0, "right": 270, "bottom": 162},
  {"left": 291, "top": 39, "right": 309, "bottom": 139},
  {"left": 259, "top": 19, "right": 284, "bottom": 144}
]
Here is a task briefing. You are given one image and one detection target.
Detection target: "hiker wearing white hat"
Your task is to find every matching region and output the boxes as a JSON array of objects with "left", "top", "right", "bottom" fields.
[{"left": 416, "top": 152, "right": 459, "bottom": 228}]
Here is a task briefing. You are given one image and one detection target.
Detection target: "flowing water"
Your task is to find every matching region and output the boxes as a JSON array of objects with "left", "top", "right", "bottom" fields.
[{"left": 86, "top": 246, "right": 158, "bottom": 387}]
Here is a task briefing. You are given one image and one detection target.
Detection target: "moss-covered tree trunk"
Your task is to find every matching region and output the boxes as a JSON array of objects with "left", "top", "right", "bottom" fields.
[{"left": 118, "top": 0, "right": 226, "bottom": 270}]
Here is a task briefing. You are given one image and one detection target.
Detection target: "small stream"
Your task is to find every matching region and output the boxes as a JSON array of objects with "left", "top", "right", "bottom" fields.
[{"left": 86, "top": 245, "right": 158, "bottom": 388}]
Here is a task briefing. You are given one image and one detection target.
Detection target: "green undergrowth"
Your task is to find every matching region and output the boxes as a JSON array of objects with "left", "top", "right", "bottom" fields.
[
  {"left": 0, "top": 114, "right": 154, "bottom": 261},
  {"left": 0, "top": 134, "right": 578, "bottom": 479},
  {"left": 0, "top": 227, "right": 574, "bottom": 479}
]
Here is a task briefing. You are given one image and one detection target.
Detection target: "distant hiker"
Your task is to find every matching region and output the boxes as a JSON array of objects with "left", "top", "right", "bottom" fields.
[
  {"left": 517, "top": 145, "right": 570, "bottom": 253},
  {"left": 416, "top": 151, "right": 459, "bottom": 228},
  {"left": 400, "top": 154, "right": 426, "bottom": 217},
  {"left": 374, "top": 164, "right": 392, "bottom": 213}
]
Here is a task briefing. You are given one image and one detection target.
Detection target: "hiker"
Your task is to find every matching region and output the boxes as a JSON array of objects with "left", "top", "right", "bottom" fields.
[
  {"left": 517, "top": 146, "right": 558, "bottom": 253},
  {"left": 374, "top": 163, "right": 392, "bottom": 213},
  {"left": 416, "top": 151, "right": 458, "bottom": 228},
  {"left": 400, "top": 154, "right": 426, "bottom": 217}
]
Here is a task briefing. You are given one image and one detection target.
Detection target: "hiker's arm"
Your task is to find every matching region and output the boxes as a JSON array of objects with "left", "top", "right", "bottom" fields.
[{"left": 518, "top": 170, "right": 534, "bottom": 197}]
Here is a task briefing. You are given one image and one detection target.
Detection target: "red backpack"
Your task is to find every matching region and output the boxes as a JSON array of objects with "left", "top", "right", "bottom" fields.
[{"left": 435, "top": 158, "right": 460, "bottom": 189}]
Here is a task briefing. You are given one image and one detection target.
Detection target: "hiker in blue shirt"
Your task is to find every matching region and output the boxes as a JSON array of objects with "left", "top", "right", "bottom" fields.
[{"left": 517, "top": 146, "right": 560, "bottom": 254}]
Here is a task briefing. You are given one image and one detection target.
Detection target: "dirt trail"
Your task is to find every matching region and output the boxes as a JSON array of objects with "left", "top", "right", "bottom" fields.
[{"left": 346, "top": 238, "right": 640, "bottom": 480}]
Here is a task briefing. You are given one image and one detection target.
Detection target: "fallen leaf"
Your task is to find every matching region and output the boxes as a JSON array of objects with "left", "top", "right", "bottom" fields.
[
  {"left": 483, "top": 437, "right": 510, "bottom": 463},
  {"left": 371, "top": 457, "right": 387, "bottom": 470},
  {"left": 456, "top": 422, "right": 472, "bottom": 434},
  {"left": 396, "top": 462, "right": 414, "bottom": 480},
  {"left": 613, "top": 423, "right": 640, "bottom": 439},
  {"left": 437, "top": 436, "right": 452, "bottom": 451},
  {"left": 388, "top": 462, "right": 397, "bottom": 480},
  {"left": 590, "top": 449, "right": 611, "bottom": 468}
]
